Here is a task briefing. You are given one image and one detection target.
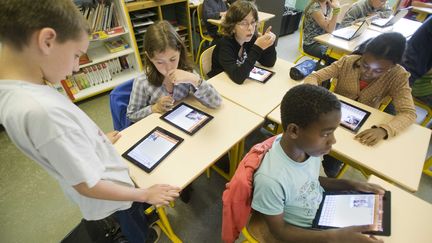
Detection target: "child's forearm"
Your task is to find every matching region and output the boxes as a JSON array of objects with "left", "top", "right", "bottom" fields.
[{"left": 73, "top": 180, "right": 148, "bottom": 202}]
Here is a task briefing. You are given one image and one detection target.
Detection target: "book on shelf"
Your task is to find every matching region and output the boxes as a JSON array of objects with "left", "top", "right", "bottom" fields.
[
  {"left": 131, "top": 10, "right": 157, "bottom": 19},
  {"left": 79, "top": 54, "right": 92, "bottom": 65},
  {"left": 78, "top": 1, "right": 121, "bottom": 33},
  {"left": 133, "top": 19, "right": 154, "bottom": 28},
  {"left": 104, "top": 37, "right": 130, "bottom": 53}
]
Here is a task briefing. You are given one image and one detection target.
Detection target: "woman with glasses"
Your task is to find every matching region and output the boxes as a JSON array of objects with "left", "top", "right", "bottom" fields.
[{"left": 207, "top": 0, "right": 277, "bottom": 84}]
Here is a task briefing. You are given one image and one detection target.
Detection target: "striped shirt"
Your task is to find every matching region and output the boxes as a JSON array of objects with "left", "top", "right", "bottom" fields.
[
  {"left": 126, "top": 73, "right": 222, "bottom": 122},
  {"left": 304, "top": 55, "right": 416, "bottom": 137}
]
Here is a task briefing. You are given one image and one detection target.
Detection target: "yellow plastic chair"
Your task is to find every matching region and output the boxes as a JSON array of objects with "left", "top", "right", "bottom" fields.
[
  {"left": 144, "top": 206, "right": 182, "bottom": 242},
  {"left": 294, "top": 15, "right": 323, "bottom": 64},
  {"left": 199, "top": 45, "right": 215, "bottom": 79},
  {"left": 195, "top": 3, "right": 214, "bottom": 63}
]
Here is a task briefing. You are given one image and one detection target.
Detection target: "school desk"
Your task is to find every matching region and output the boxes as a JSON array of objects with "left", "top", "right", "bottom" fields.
[
  {"left": 314, "top": 27, "right": 382, "bottom": 59},
  {"left": 266, "top": 94, "right": 431, "bottom": 192},
  {"left": 207, "top": 58, "right": 300, "bottom": 118},
  {"left": 368, "top": 175, "right": 432, "bottom": 243},
  {"left": 207, "top": 11, "right": 275, "bottom": 33},
  {"left": 412, "top": 6, "right": 432, "bottom": 22},
  {"left": 357, "top": 17, "right": 423, "bottom": 38},
  {"left": 115, "top": 96, "right": 262, "bottom": 187},
  {"left": 314, "top": 18, "right": 423, "bottom": 59},
  {"left": 114, "top": 97, "right": 262, "bottom": 242}
]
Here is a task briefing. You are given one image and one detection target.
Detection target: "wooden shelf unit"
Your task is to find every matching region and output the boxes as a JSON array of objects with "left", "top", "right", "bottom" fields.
[{"left": 125, "top": 0, "right": 194, "bottom": 65}]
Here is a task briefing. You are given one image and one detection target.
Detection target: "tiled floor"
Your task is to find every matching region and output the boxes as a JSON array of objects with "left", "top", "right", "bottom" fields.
[{"left": 1, "top": 31, "right": 431, "bottom": 243}]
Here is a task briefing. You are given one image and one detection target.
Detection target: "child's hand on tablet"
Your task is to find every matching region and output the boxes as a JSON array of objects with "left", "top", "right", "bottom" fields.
[
  {"left": 168, "top": 69, "right": 201, "bottom": 87},
  {"left": 350, "top": 181, "right": 385, "bottom": 195},
  {"left": 329, "top": 225, "right": 384, "bottom": 243},
  {"left": 142, "top": 184, "right": 181, "bottom": 206},
  {"left": 354, "top": 127, "right": 387, "bottom": 146},
  {"left": 152, "top": 96, "right": 175, "bottom": 113}
]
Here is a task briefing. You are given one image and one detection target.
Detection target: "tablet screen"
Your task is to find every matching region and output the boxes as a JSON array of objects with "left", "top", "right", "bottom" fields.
[
  {"left": 122, "top": 127, "right": 183, "bottom": 173},
  {"left": 313, "top": 191, "right": 391, "bottom": 236},
  {"left": 160, "top": 102, "right": 213, "bottom": 135},
  {"left": 340, "top": 100, "right": 371, "bottom": 133},
  {"left": 248, "top": 66, "right": 274, "bottom": 83}
]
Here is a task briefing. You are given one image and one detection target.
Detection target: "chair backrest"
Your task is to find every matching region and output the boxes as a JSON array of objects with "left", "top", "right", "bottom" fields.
[
  {"left": 109, "top": 79, "right": 134, "bottom": 131},
  {"left": 199, "top": 45, "right": 216, "bottom": 79}
]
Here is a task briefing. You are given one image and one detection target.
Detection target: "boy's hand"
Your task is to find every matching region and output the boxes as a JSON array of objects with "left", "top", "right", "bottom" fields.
[
  {"left": 354, "top": 127, "right": 387, "bottom": 146},
  {"left": 168, "top": 69, "right": 200, "bottom": 87},
  {"left": 152, "top": 96, "right": 174, "bottom": 113},
  {"left": 106, "top": 131, "right": 121, "bottom": 144},
  {"left": 350, "top": 181, "right": 385, "bottom": 195},
  {"left": 142, "top": 184, "right": 181, "bottom": 206},
  {"left": 330, "top": 225, "right": 384, "bottom": 243}
]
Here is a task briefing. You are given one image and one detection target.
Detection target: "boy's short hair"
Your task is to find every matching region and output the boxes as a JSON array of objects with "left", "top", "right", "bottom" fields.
[
  {"left": 0, "top": 0, "right": 90, "bottom": 50},
  {"left": 280, "top": 84, "right": 341, "bottom": 131}
]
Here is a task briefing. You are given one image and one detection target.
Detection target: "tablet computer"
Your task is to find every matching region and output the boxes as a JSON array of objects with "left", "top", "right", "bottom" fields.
[
  {"left": 313, "top": 191, "right": 391, "bottom": 236},
  {"left": 340, "top": 100, "right": 371, "bottom": 133},
  {"left": 160, "top": 102, "right": 213, "bottom": 135},
  {"left": 122, "top": 126, "right": 183, "bottom": 173},
  {"left": 248, "top": 66, "right": 274, "bottom": 83}
]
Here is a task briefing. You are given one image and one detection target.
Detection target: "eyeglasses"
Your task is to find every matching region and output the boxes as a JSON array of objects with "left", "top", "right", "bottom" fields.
[{"left": 237, "top": 21, "right": 257, "bottom": 29}]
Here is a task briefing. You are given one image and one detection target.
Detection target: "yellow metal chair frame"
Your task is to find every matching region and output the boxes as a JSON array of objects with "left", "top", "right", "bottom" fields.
[
  {"left": 414, "top": 98, "right": 432, "bottom": 126},
  {"left": 241, "top": 227, "right": 259, "bottom": 243},
  {"left": 294, "top": 15, "right": 322, "bottom": 64},
  {"left": 195, "top": 4, "right": 214, "bottom": 63},
  {"left": 423, "top": 156, "right": 432, "bottom": 177},
  {"left": 144, "top": 206, "right": 182, "bottom": 242}
]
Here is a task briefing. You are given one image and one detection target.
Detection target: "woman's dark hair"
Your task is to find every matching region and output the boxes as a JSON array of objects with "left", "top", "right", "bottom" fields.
[{"left": 352, "top": 32, "right": 406, "bottom": 64}]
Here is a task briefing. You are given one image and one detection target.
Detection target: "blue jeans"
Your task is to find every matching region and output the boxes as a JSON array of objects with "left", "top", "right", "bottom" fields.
[{"left": 114, "top": 202, "right": 151, "bottom": 243}]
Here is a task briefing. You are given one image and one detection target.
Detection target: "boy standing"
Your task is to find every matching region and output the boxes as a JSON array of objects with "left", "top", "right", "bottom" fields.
[
  {"left": 251, "top": 84, "right": 384, "bottom": 242},
  {"left": 0, "top": 1, "right": 180, "bottom": 242}
]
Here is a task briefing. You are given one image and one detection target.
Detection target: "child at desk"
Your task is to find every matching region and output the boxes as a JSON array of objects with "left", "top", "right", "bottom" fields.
[
  {"left": 203, "top": 0, "right": 228, "bottom": 39},
  {"left": 340, "top": 0, "right": 392, "bottom": 28},
  {"left": 126, "top": 20, "right": 221, "bottom": 123},
  {"left": 207, "top": 0, "right": 277, "bottom": 84},
  {"left": 0, "top": 1, "right": 180, "bottom": 243},
  {"left": 303, "top": 0, "right": 341, "bottom": 61},
  {"left": 250, "top": 84, "right": 384, "bottom": 243},
  {"left": 305, "top": 32, "right": 416, "bottom": 177}
]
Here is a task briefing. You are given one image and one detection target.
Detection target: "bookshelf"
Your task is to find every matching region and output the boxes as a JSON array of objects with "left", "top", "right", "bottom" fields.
[
  {"left": 125, "top": 0, "right": 194, "bottom": 64},
  {"left": 57, "top": 0, "right": 141, "bottom": 102}
]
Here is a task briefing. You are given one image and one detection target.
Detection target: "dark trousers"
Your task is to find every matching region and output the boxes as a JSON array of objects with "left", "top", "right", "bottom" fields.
[{"left": 113, "top": 202, "right": 151, "bottom": 243}]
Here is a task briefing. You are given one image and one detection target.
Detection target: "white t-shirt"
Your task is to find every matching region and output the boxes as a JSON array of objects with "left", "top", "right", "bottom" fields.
[
  {"left": 0, "top": 80, "right": 134, "bottom": 220},
  {"left": 252, "top": 135, "right": 324, "bottom": 227}
]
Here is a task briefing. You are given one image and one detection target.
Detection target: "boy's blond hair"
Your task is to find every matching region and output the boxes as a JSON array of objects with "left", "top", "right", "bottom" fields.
[{"left": 0, "top": 0, "right": 90, "bottom": 50}]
